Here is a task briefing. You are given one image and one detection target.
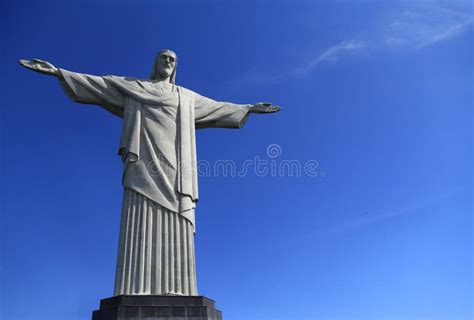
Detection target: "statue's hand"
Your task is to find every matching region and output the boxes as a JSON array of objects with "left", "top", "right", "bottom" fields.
[
  {"left": 250, "top": 102, "right": 281, "bottom": 114},
  {"left": 18, "top": 58, "right": 59, "bottom": 77}
]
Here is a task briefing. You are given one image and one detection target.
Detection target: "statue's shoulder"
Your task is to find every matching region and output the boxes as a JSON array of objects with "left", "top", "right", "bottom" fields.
[
  {"left": 105, "top": 76, "right": 152, "bottom": 90},
  {"left": 176, "top": 85, "right": 190, "bottom": 93},
  {"left": 111, "top": 76, "right": 146, "bottom": 83},
  {"left": 176, "top": 85, "right": 198, "bottom": 98}
]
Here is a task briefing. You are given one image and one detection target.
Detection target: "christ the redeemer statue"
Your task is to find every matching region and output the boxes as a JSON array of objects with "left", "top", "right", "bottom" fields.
[{"left": 19, "top": 50, "right": 280, "bottom": 297}]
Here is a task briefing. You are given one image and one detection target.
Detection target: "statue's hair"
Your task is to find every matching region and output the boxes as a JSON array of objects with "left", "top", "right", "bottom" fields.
[{"left": 150, "top": 49, "right": 178, "bottom": 84}]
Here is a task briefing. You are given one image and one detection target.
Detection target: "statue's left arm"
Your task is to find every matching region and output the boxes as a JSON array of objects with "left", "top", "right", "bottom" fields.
[
  {"left": 58, "top": 69, "right": 125, "bottom": 118},
  {"left": 19, "top": 59, "right": 126, "bottom": 118},
  {"left": 193, "top": 92, "right": 280, "bottom": 129}
]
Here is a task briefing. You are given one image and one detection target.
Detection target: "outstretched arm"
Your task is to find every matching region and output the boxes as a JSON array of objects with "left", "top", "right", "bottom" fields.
[
  {"left": 249, "top": 102, "right": 281, "bottom": 114},
  {"left": 19, "top": 59, "right": 59, "bottom": 76},
  {"left": 193, "top": 92, "right": 280, "bottom": 129},
  {"left": 19, "top": 59, "right": 126, "bottom": 118}
]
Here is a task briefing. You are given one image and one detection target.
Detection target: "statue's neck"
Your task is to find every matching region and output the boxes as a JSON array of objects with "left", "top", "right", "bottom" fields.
[
  {"left": 152, "top": 77, "right": 175, "bottom": 92},
  {"left": 157, "top": 75, "right": 172, "bottom": 84}
]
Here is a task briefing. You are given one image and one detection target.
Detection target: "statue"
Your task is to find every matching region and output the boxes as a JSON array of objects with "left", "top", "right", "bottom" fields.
[{"left": 19, "top": 50, "right": 280, "bottom": 297}]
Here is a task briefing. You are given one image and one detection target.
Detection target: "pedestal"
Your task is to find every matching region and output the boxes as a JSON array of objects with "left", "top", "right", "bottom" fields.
[{"left": 92, "top": 295, "right": 223, "bottom": 320}]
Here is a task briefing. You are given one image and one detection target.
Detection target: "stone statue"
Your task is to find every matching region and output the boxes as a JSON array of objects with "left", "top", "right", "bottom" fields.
[{"left": 19, "top": 50, "right": 280, "bottom": 297}]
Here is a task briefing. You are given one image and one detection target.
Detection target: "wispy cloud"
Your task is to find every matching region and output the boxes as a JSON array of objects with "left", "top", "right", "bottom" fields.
[
  {"left": 292, "top": 40, "right": 366, "bottom": 76},
  {"left": 385, "top": 2, "right": 474, "bottom": 49},
  {"left": 306, "top": 189, "right": 460, "bottom": 240},
  {"left": 238, "top": 1, "right": 472, "bottom": 87},
  {"left": 238, "top": 39, "right": 365, "bottom": 86}
]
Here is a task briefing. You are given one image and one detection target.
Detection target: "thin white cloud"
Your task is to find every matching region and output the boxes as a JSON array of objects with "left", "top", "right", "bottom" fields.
[
  {"left": 384, "top": 2, "right": 473, "bottom": 49},
  {"left": 237, "top": 1, "right": 472, "bottom": 87},
  {"left": 306, "top": 189, "right": 461, "bottom": 240},
  {"left": 237, "top": 39, "right": 365, "bottom": 86},
  {"left": 321, "top": 209, "right": 411, "bottom": 237},
  {"left": 292, "top": 40, "right": 366, "bottom": 76}
]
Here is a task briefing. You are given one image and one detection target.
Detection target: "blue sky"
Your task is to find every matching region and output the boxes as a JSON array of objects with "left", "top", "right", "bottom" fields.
[{"left": 1, "top": 1, "right": 472, "bottom": 319}]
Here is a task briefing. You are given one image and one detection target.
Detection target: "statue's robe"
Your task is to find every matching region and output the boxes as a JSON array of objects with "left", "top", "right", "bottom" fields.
[{"left": 58, "top": 69, "right": 251, "bottom": 295}]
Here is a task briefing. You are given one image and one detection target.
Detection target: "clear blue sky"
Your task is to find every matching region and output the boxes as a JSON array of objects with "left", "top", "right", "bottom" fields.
[{"left": 1, "top": 1, "right": 472, "bottom": 320}]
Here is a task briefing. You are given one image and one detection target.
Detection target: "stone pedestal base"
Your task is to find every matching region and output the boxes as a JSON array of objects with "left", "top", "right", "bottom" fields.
[{"left": 92, "top": 295, "right": 223, "bottom": 320}]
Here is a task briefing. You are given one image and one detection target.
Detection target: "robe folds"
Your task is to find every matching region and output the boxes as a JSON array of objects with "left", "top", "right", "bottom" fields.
[
  {"left": 58, "top": 69, "right": 251, "bottom": 295},
  {"left": 59, "top": 69, "right": 251, "bottom": 223}
]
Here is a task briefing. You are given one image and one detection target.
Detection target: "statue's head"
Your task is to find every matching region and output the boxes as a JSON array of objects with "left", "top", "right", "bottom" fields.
[{"left": 150, "top": 49, "right": 177, "bottom": 83}]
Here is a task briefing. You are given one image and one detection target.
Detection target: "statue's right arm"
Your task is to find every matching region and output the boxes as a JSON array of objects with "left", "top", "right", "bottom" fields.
[
  {"left": 18, "top": 59, "right": 59, "bottom": 76},
  {"left": 19, "top": 59, "right": 125, "bottom": 118}
]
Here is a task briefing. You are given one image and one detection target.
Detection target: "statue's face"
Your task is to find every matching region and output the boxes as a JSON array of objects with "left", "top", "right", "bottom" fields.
[{"left": 156, "top": 52, "right": 176, "bottom": 80}]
